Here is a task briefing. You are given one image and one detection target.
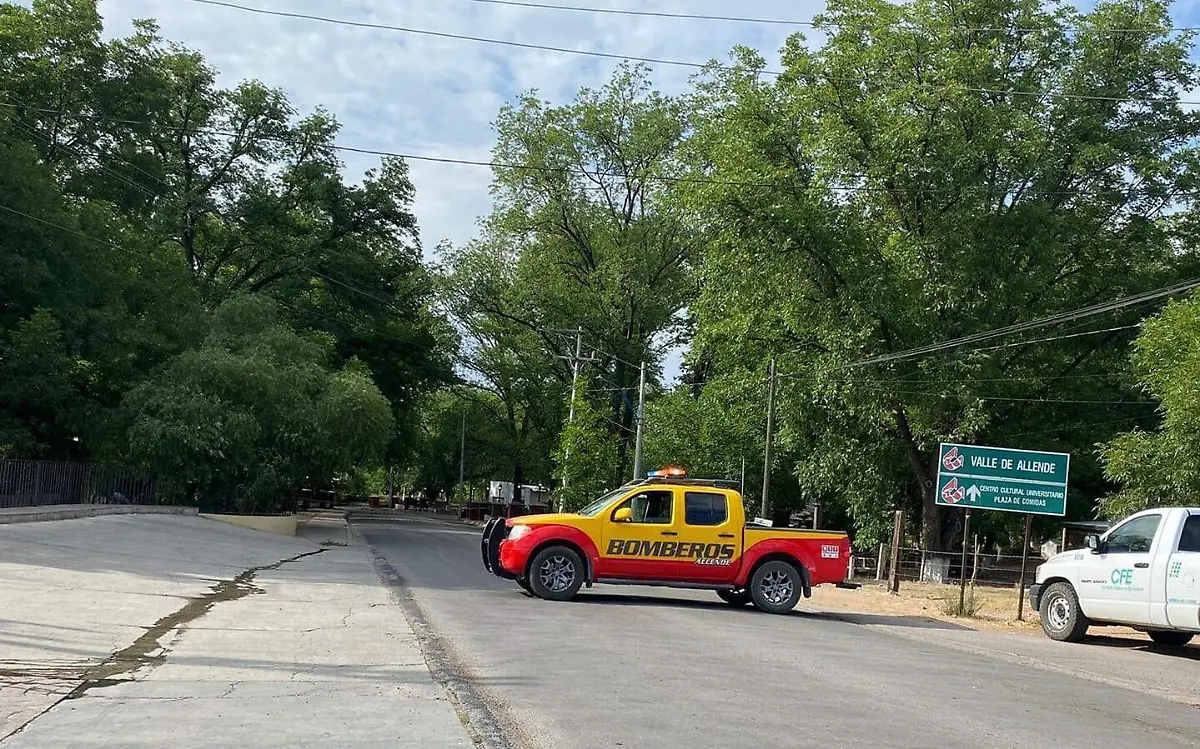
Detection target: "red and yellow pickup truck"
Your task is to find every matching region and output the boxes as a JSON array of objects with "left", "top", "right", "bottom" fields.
[{"left": 481, "top": 469, "right": 851, "bottom": 614}]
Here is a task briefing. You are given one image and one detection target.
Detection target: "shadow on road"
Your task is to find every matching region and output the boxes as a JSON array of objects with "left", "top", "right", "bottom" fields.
[
  {"left": 1081, "top": 634, "right": 1200, "bottom": 661},
  {"left": 571, "top": 592, "right": 969, "bottom": 630}
]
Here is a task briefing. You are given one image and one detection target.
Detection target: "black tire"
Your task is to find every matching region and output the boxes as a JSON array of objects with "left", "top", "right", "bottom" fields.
[
  {"left": 1147, "top": 630, "right": 1194, "bottom": 647},
  {"left": 516, "top": 577, "right": 532, "bottom": 594},
  {"left": 527, "top": 545, "right": 584, "bottom": 602},
  {"left": 749, "top": 560, "right": 803, "bottom": 614},
  {"left": 717, "top": 589, "right": 751, "bottom": 606},
  {"left": 1038, "top": 581, "right": 1090, "bottom": 642}
]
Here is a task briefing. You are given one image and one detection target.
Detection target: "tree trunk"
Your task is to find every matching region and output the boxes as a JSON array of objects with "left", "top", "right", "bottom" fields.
[
  {"left": 893, "top": 408, "right": 940, "bottom": 551},
  {"left": 512, "top": 461, "right": 524, "bottom": 509}
]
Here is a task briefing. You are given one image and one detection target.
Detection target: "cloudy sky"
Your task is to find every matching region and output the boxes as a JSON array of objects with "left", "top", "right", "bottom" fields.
[
  {"left": 93, "top": 0, "right": 819, "bottom": 254},
  {"left": 84, "top": 0, "right": 835, "bottom": 381},
  {"left": 73, "top": 0, "right": 1197, "bottom": 380}
]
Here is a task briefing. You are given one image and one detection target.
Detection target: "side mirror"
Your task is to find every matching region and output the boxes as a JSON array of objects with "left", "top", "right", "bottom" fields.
[
  {"left": 1084, "top": 534, "right": 1101, "bottom": 553},
  {"left": 613, "top": 507, "right": 633, "bottom": 523}
]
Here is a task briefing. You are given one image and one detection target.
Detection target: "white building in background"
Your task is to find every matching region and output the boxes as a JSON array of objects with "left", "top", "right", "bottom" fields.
[{"left": 487, "top": 481, "right": 552, "bottom": 507}]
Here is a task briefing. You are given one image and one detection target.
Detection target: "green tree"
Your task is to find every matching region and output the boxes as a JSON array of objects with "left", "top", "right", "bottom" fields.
[
  {"left": 554, "top": 378, "right": 620, "bottom": 511},
  {"left": 435, "top": 235, "right": 568, "bottom": 499},
  {"left": 457, "top": 63, "right": 693, "bottom": 480},
  {"left": 1101, "top": 294, "right": 1200, "bottom": 518},
  {"left": 675, "top": 0, "right": 1195, "bottom": 549},
  {"left": 0, "top": 0, "right": 450, "bottom": 478},
  {"left": 124, "top": 296, "right": 394, "bottom": 512}
]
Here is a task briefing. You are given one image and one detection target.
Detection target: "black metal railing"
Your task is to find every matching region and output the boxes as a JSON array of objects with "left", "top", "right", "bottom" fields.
[{"left": 0, "top": 459, "right": 158, "bottom": 509}]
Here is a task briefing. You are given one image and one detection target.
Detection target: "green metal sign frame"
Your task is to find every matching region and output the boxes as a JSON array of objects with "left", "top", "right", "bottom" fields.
[{"left": 935, "top": 443, "right": 1069, "bottom": 517}]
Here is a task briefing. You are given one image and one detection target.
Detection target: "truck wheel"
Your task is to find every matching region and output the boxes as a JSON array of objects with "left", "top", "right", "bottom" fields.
[
  {"left": 1039, "top": 581, "right": 1089, "bottom": 642},
  {"left": 528, "top": 545, "right": 584, "bottom": 602},
  {"left": 717, "top": 589, "right": 751, "bottom": 606},
  {"left": 749, "top": 561, "right": 803, "bottom": 614},
  {"left": 1147, "top": 630, "right": 1194, "bottom": 647}
]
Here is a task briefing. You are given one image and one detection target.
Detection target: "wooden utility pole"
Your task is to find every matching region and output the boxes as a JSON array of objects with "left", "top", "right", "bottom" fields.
[
  {"left": 632, "top": 361, "right": 646, "bottom": 480},
  {"left": 888, "top": 510, "right": 904, "bottom": 594},
  {"left": 760, "top": 358, "right": 777, "bottom": 519},
  {"left": 458, "top": 409, "right": 466, "bottom": 499},
  {"left": 554, "top": 327, "right": 596, "bottom": 487}
]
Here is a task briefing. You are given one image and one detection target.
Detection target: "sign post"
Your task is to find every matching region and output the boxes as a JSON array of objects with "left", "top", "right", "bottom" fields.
[
  {"left": 936, "top": 443, "right": 1070, "bottom": 618},
  {"left": 1016, "top": 514, "right": 1033, "bottom": 620},
  {"left": 958, "top": 509, "right": 971, "bottom": 616}
]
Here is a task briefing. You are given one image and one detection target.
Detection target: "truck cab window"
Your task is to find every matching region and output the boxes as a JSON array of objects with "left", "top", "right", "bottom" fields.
[
  {"left": 1105, "top": 514, "right": 1161, "bottom": 553},
  {"left": 616, "top": 491, "right": 673, "bottom": 524},
  {"left": 684, "top": 492, "right": 727, "bottom": 526},
  {"left": 1178, "top": 515, "right": 1200, "bottom": 553}
]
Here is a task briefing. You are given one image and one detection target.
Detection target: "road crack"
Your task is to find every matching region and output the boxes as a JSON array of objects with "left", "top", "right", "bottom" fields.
[{"left": 0, "top": 548, "right": 325, "bottom": 743}]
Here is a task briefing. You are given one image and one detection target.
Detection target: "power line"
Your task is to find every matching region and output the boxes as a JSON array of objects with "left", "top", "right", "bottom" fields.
[
  {"left": 459, "top": 0, "right": 807, "bottom": 25},
  {"left": 179, "top": 0, "right": 1200, "bottom": 107},
  {"left": 182, "top": 0, "right": 721, "bottom": 73},
  {"left": 827, "top": 284, "right": 1198, "bottom": 372},
  {"left": 0, "top": 202, "right": 126, "bottom": 250},
  {"left": 857, "top": 385, "right": 1153, "bottom": 406},
  {"left": 4, "top": 101, "right": 1195, "bottom": 197},
  {"left": 459, "top": 0, "right": 1200, "bottom": 34}
]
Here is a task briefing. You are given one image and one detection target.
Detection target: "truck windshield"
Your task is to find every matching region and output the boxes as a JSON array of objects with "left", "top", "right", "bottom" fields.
[{"left": 575, "top": 487, "right": 629, "bottom": 517}]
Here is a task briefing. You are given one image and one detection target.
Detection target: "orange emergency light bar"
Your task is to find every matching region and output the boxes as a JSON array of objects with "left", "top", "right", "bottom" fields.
[{"left": 647, "top": 466, "right": 687, "bottom": 478}]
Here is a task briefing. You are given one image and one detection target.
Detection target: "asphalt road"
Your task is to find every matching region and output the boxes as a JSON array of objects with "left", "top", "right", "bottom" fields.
[{"left": 357, "top": 515, "right": 1200, "bottom": 749}]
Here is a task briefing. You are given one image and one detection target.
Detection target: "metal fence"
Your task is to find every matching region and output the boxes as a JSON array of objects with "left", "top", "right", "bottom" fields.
[
  {"left": 850, "top": 544, "right": 1039, "bottom": 587},
  {"left": 0, "top": 459, "right": 158, "bottom": 509}
]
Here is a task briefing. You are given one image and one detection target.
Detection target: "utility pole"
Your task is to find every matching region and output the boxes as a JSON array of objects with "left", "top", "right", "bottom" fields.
[
  {"left": 760, "top": 358, "right": 777, "bottom": 520},
  {"left": 554, "top": 327, "right": 597, "bottom": 487},
  {"left": 632, "top": 361, "right": 646, "bottom": 480},
  {"left": 458, "top": 409, "right": 466, "bottom": 499}
]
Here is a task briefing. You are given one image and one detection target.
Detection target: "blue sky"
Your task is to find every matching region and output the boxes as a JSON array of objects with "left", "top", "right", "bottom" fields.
[{"left": 80, "top": 0, "right": 1200, "bottom": 381}]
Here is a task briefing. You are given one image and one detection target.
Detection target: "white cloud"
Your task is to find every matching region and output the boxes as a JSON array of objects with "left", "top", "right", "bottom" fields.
[
  {"left": 84, "top": 0, "right": 818, "bottom": 382},
  {"left": 74, "top": 0, "right": 1174, "bottom": 383},
  {"left": 94, "top": 0, "right": 812, "bottom": 255}
]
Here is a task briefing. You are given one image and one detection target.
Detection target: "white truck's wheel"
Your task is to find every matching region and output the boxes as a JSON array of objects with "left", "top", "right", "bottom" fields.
[{"left": 1039, "top": 581, "right": 1089, "bottom": 642}]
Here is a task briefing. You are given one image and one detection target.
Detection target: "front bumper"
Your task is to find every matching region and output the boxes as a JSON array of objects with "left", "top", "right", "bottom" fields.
[
  {"left": 1028, "top": 583, "right": 1043, "bottom": 613},
  {"left": 481, "top": 517, "right": 518, "bottom": 579}
]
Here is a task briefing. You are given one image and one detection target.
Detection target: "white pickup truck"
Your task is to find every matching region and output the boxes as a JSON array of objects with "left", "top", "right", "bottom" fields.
[{"left": 1030, "top": 507, "right": 1200, "bottom": 646}]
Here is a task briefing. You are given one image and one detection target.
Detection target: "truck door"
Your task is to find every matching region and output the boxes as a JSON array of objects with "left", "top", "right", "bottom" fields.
[
  {"left": 1164, "top": 512, "right": 1200, "bottom": 632},
  {"left": 679, "top": 490, "right": 742, "bottom": 583},
  {"left": 599, "top": 487, "right": 680, "bottom": 580},
  {"left": 1079, "top": 512, "right": 1161, "bottom": 625}
]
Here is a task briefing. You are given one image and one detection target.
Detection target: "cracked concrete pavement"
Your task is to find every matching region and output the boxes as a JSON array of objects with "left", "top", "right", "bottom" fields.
[{"left": 0, "top": 514, "right": 475, "bottom": 748}]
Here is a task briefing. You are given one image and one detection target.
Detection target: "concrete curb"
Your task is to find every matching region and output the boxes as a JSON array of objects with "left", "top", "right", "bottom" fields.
[
  {"left": 0, "top": 505, "right": 198, "bottom": 525},
  {"left": 348, "top": 522, "right": 515, "bottom": 749}
]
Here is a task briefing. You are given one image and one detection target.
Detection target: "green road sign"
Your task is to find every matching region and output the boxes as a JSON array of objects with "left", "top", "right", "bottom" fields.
[{"left": 935, "top": 443, "right": 1069, "bottom": 517}]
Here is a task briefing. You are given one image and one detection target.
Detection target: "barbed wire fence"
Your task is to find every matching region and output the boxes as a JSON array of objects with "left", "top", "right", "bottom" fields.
[{"left": 850, "top": 544, "right": 1044, "bottom": 587}]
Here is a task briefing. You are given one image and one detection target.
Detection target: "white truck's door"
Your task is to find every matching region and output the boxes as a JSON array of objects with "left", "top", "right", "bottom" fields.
[
  {"left": 1164, "top": 512, "right": 1200, "bottom": 632},
  {"left": 1077, "top": 511, "right": 1162, "bottom": 625}
]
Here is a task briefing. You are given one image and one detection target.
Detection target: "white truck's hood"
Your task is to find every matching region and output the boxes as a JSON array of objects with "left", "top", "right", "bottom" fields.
[{"left": 1044, "top": 549, "right": 1083, "bottom": 564}]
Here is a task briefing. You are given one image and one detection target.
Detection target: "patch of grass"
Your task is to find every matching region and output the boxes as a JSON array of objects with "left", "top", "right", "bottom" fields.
[{"left": 937, "top": 585, "right": 983, "bottom": 618}]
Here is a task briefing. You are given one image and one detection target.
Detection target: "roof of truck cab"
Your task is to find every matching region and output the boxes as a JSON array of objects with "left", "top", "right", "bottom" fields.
[{"left": 639, "top": 477, "right": 741, "bottom": 489}]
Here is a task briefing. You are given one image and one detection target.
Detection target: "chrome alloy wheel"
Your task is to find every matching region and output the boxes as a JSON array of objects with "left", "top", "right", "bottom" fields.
[
  {"left": 538, "top": 554, "right": 576, "bottom": 593},
  {"left": 759, "top": 569, "right": 794, "bottom": 605}
]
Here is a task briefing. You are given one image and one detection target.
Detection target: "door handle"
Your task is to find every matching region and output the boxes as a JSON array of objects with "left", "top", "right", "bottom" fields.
[
  {"left": 718, "top": 533, "right": 735, "bottom": 538},
  {"left": 1134, "top": 562, "right": 1149, "bottom": 568},
  {"left": 661, "top": 531, "right": 678, "bottom": 536}
]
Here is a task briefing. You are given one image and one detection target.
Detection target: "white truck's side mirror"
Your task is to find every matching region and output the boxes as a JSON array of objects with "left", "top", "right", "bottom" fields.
[{"left": 1084, "top": 534, "right": 1101, "bottom": 553}]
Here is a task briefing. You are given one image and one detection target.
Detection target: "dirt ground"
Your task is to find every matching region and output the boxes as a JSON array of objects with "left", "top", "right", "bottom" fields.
[
  {"left": 811, "top": 580, "right": 1164, "bottom": 645},
  {"left": 809, "top": 580, "right": 1047, "bottom": 634}
]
